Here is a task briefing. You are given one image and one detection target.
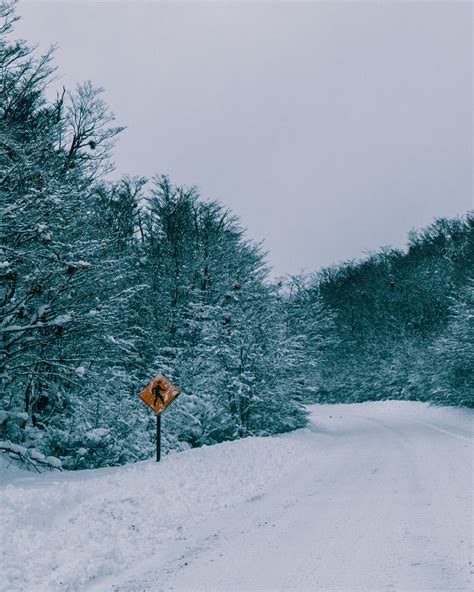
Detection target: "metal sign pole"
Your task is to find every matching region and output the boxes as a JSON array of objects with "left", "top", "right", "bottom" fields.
[{"left": 156, "top": 413, "right": 161, "bottom": 462}]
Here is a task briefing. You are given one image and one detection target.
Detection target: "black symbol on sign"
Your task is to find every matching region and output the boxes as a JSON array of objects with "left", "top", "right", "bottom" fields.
[{"left": 152, "top": 382, "right": 167, "bottom": 406}]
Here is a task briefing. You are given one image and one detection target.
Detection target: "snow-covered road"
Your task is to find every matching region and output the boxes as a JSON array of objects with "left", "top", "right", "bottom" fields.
[{"left": 1, "top": 402, "right": 472, "bottom": 592}]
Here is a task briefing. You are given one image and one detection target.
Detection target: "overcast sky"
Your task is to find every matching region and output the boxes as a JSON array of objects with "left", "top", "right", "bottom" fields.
[{"left": 16, "top": 0, "right": 473, "bottom": 277}]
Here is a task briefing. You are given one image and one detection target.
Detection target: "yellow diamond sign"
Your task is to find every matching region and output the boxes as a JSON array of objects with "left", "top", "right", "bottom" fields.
[{"left": 138, "top": 373, "right": 180, "bottom": 415}]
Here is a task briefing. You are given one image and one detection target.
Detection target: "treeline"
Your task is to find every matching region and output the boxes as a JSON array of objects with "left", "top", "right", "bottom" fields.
[
  {"left": 303, "top": 215, "right": 473, "bottom": 408},
  {"left": 1, "top": 3, "right": 326, "bottom": 469}
]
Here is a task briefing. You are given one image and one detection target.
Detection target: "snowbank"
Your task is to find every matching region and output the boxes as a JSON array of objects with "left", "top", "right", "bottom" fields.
[{"left": 0, "top": 429, "right": 313, "bottom": 591}]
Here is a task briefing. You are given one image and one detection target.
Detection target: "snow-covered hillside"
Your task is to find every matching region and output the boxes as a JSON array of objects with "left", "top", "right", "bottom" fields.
[{"left": 1, "top": 402, "right": 472, "bottom": 592}]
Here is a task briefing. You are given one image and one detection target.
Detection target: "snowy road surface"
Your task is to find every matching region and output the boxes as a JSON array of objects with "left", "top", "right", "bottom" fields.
[{"left": 1, "top": 402, "right": 472, "bottom": 592}]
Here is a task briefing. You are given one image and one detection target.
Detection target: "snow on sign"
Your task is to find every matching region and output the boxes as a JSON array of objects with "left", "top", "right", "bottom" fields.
[{"left": 138, "top": 373, "right": 180, "bottom": 416}]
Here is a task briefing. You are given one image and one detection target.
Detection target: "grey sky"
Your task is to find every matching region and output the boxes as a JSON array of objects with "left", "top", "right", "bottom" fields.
[{"left": 16, "top": 0, "right": 473, "bottom": 277}]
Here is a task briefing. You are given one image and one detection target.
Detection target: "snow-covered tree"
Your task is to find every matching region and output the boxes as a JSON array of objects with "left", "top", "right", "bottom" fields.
[{"left": 430, "top": 284, "right": 474, "bottom": 407}]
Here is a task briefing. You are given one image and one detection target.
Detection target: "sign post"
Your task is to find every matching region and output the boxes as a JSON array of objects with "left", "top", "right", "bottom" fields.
[
  {"left": 138, "top": 373, "right": 180, "bottom": 462},
  {"left": 156, "top": 413, "right": 161, "bottom": 462}
]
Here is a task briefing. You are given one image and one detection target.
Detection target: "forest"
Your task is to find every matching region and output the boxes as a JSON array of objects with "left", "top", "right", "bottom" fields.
[{"left": 1, "top": 1, "right": 472, "bottom": 470}]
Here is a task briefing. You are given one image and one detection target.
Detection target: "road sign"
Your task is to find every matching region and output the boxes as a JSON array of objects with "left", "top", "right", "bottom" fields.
[
  {"left": 138, "top": 373, "right": 180, "bottom": 416},
  {"left": 138, "top": 373, "right": 181, "bottom": 463}
]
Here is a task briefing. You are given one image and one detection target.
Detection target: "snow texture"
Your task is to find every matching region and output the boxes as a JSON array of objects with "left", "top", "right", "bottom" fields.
[{"left": 0, "top": 401, "right": 472, "bottom": 592}]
